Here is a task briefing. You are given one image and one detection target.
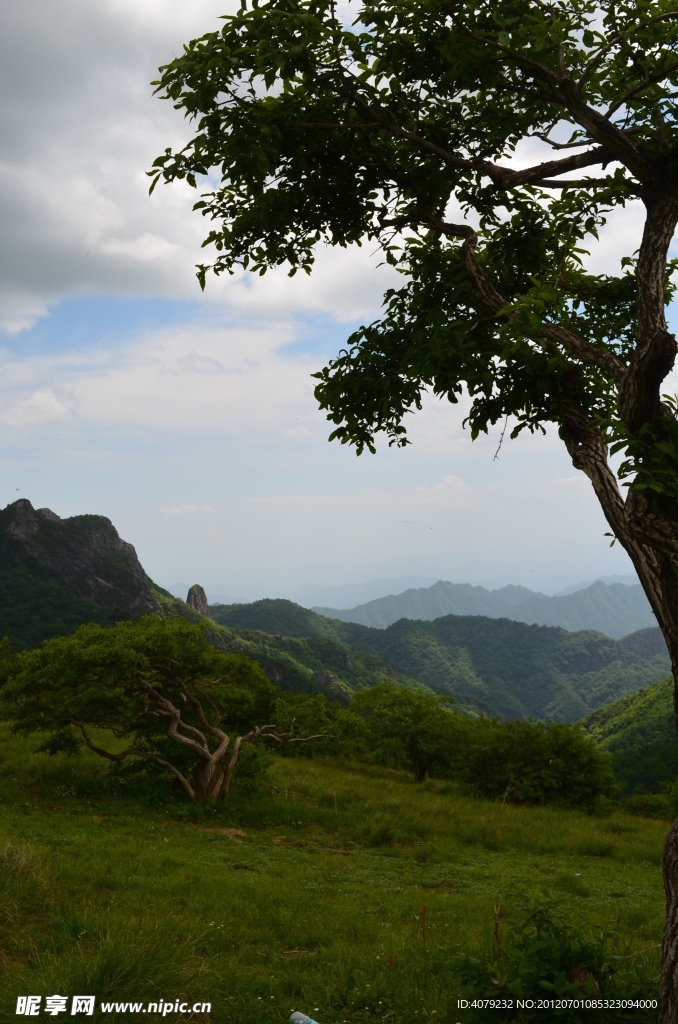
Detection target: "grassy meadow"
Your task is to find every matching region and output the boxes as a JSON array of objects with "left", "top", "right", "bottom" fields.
[{"left": 0, "top": 724, "right": 667, "bottom": 1024}]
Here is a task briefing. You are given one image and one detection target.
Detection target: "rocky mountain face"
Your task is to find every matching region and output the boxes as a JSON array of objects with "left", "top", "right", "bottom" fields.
[
  {"left": 6, "top": 500, "right": 157, "bottom": 613},
  {"left": 0, "top": 499, "right": 169, "bottom": 648}
]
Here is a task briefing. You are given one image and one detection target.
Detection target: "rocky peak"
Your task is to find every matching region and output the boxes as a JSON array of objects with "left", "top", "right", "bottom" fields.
[
  {"left": 1, "top": 498, "right": 157, "bottom": 615},
  {"left": 186, "top": 584, "right": 210, "bottom": 617}
]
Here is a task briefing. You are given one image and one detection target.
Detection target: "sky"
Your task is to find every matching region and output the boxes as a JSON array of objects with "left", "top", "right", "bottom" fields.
[{"left": 0, "top": 0, "right": 674, "bottom": 606}]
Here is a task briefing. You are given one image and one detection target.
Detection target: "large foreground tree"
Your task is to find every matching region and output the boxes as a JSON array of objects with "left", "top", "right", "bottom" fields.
[
  {"left": 1, "top": 617, "right": 324, "bottom": 803},
  {"left": 150, "top": 0, "right": 678, "bottom": 1013}
]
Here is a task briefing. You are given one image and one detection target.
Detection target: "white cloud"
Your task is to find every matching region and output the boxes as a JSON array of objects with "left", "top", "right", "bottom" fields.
[
  {"left": 0, "top": 0, "right": 652, "bottom": 599},
  {"left": 0, "top": 0, "right": 397, "bottom": 333},
  {"left": 3, "top": 389, "right": 75, "bottom": 428}
]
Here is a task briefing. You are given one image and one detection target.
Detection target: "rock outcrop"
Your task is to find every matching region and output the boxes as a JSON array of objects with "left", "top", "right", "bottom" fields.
[
  {"left": 310, "top": 670, "right": 353, "bottom": 705},
  {"left": 186, "top": 584, "right": 210, "bottom": 617},
  {"left": 3, "top": 499, "right": 157, "bottom": 614}
]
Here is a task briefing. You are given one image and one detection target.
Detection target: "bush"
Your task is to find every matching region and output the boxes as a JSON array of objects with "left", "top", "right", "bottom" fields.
[
  {"left": 340, "top": 685, "right": 615, "bottom": 809},
  {"left": 459, "top": 719, "right": 617, "bottom": 809},
  {"left": 454, "top": 893, "right": 657, "bottom": 1022}
]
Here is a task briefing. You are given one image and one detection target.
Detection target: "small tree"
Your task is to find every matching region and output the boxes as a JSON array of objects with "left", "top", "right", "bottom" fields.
[
  {"left": 150, "top": 4, "right": 678, "bottom": 1011},
  {"left": 351, "top": 684, "right": 462, "bottom": 781},
  {"left": 0, "top": 616, "right": 324, "bottom": 803}
]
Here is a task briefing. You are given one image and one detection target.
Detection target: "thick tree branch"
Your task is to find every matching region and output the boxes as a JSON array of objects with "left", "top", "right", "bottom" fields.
[
  {"left": 445, "top": 13, "right": 649, "bottom": 178},
  {"left": 137, "top": 676, "right": 211, "bottom": 753},
  {"left": 459, "top": 235, "right": 626, "bottom": 383},
  {"left": 619, "top": 188, "right": 678, "bottom": 429},
  {"left": 297, "top": 109, "right": 610, "bottom": 190},
  {"left": 71, "top": 719, "right": 195, "bottom": 800}
]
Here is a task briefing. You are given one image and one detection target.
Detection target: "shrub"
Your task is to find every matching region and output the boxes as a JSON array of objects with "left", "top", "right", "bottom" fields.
[
  {"left": 454, "top": 893, "right": 657, "bottom": 1022},
  {"left": 459, "top": 719, "right": 617, "bottom": 809}
]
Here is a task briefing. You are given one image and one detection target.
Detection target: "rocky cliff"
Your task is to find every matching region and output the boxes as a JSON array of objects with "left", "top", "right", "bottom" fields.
[{"left": 0, "top": 499, "right": 171, "bottom": 648}]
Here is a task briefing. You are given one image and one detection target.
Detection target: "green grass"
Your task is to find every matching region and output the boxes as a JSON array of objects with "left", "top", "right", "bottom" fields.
[{"left": 0, "top": 725, "right": 667, "bottom": 1023}]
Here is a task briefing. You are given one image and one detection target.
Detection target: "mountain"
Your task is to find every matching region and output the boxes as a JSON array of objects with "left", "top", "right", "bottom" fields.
[
  {"left": 555, "top": 574, "right": 638, "bottom": 596},
  {"left": 582, "top": 675, "right": 677, "bottom": 795},
  {"left": 0, "top": 502, "right": 415, "bottom": 701},
  {"left": 0, "top": 499, "right": 185, "bottom": 649},
  {"left": 312, "top": 579, "right": 656, "bottom": 638},
  {"left": 2, "top": 498, "right": 669, "bottom": 724},
  {"left": 210, "top": 599, "right": 670, "bottom": 722},
  {"left": 292, "top": 576, "right": 440, "bottom": 609}
]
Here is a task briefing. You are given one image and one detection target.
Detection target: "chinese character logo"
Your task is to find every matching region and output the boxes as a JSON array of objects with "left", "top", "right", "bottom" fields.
[
  {"left": 71, "top": 997, "right": 95, "bottom": 1016},
  {"left": 16, "top": 997, "right": 41, "bottom": 1016},
  {"left": 45, "top": 996, "right": 68, "bottom": 1016}
]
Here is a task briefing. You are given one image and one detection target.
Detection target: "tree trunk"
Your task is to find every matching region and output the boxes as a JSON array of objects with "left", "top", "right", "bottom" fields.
[
  {"left": 560, "top": 418, "right": 678, "bottom": 1021},
  {"left": 191, "top": 757, "right": 225, "bottom": 803},
  {"left": 662, "top": 818, "right": 678, "bottom": 1023},
  {"left": 605, "top": 542, "right": 678, "bottom": 1024}
]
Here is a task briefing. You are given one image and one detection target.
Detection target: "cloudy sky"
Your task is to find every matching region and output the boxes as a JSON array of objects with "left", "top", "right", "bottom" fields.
[{"left": 0, "top": 0, "right": 672, "bottom": 605}]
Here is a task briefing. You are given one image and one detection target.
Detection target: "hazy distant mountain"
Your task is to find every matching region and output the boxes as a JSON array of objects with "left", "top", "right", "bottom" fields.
[
  {"left": 555, "top": 574, "right": 638, "bottom": 596},
  {"left": 313, "top": 579, "right": 655, "bottom": 638},
  {"left": 292, "top": 576, "right": 440, "bottom": 609},
  {"left": 164, "top": 576, "right": 441, "bottom": 609}
]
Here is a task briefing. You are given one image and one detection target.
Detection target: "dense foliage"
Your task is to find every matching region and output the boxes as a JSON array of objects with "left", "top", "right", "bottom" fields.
[
  {"left": 277, "top": 683, "right": 616, "bottom": 809},
  {"left": 584, "top": 676, "right": 678, "bottom": 813},
  {"left": 455, "top": 894, "right": 655, "bottom": 1021},
  {"left": 0, "top": 623, "right": 614, "bottom": 810},
  {"left": 0, "top": 617, "right": 293, "bottom": 803},
  {"left": 150, "top": 0, "right": 678, "bottom": 499},
  {"left": 348, "top": 685, "right": 616, "bottom": 809}
]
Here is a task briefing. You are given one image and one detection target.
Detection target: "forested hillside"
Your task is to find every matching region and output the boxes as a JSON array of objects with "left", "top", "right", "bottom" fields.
[
  {"left": 0, "top": 499, "right": 187, "bottom": 648},
  {"left": 211, "top": 600, "right": 670, "bottom": 721},
  {"left": 583, "top": 677, "right": 678, "bottom": 796},
  {"left": 1, "top": 497, "right": 669, "bottom": 725}
]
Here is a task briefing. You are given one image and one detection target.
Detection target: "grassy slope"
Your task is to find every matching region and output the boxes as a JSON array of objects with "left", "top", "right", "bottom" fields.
[
  {"left": 211, "top": 600, "right": 671, "bottom": 721},
  {"left": 583, "top": 676, "right": 678, "bottom": 794},
  {"left": 0, "top": 724, "right": 665, "bottom": 1024}
]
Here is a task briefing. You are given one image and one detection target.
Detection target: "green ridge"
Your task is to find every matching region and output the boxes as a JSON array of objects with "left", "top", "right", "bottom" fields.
[
  {"left": 1, "top": 499, "right": 671, "bottom": 724},
  {"left": 583, "top": 677, "right": 678, "bottom": 795},
  {"left": 211, "top": 600, "right": 671, "bottom": 721}
]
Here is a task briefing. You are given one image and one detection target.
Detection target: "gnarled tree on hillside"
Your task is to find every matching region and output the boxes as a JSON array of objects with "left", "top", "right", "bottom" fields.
[{"left": 1, "top": 617, "right": 326, "bottom": 803}]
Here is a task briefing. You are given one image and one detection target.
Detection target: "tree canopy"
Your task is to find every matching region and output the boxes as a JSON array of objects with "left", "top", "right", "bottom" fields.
[
  {"left": 0, "top": 617, "right": 321, "bottom": 803},
  {"left": 150, "top": 0, "right": 678, "bottom": 483}
]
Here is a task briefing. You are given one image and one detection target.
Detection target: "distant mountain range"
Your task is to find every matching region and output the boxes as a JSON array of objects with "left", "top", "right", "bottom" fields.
[
  {"left": 1, "top": 498, "right": 669, "bottom": 725},
  {"left": 313, "top": 579, "right": 656, "bottom": 638}
]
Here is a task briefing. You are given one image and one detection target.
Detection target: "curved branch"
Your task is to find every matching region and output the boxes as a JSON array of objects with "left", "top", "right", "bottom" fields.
[
  {"left": 459, "top": 235, "right": 626, "bottom": 384},
  {"left": 71, "top": 719, "right": 195, "bottom": 800},
  {"left": 620, "top": 188, "right": 678, "bottom": 429}
]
